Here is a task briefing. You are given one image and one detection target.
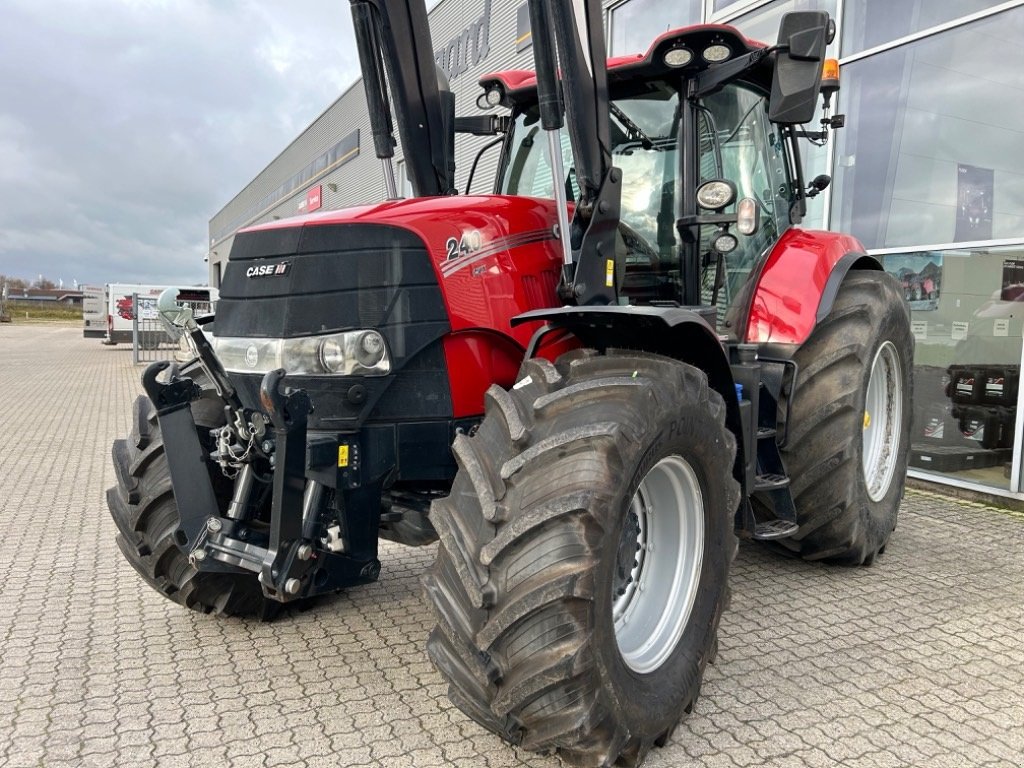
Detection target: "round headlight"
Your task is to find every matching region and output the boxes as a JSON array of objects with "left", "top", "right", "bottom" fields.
[
  {"left": 712, "top": 232, "right": 739, "bottom": 254},
  {"left": 663, "top": 48, "right": 693, "bottom": 68},
  {"left": 703, "top": 44, "right": 731, "bottom": 63},
  {"left": 485, "top": 87, "right": 503, "bottom": 107},
  {"left": 356, "top": 331, "right": 385, "bottom": 367},
  {"left": 319, "top": 338, "right": 346, "bottom": 373},
  {"left": 696, "top": 180, "right": 736, "bottom": 210}
]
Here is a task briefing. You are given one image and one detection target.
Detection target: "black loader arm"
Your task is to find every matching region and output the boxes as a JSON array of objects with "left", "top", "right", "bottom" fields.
[
  {"left": 525, "top": 0, "right": 622, "bottom": 306},
  {"left": 350, "top": 0, "right": 455, "bottom": 196}
]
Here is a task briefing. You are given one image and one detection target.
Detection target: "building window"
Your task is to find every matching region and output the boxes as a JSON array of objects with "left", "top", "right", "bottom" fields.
[
  {"left": 843, "top": 0, "right": 1010, "bottom": 56},
  {"left": 709, "top": 0, "right": 767, "bottom": 18},
  {"left": 832, "top": 7, "right": 1024, "bottom": 251},
  {"left": 609, "top": 0, "right": 701, "bottom": 56},
  {"left": 887, "top": 243, "right": 1024, "bottom": 492},
  {"left": 727, "top": 0, "right": 837, "bottom": 46}
]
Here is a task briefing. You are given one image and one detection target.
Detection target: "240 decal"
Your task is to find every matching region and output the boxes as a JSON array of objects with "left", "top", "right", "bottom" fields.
[{"left": 445, "top": 230, "right": 483, "bottom": 261}]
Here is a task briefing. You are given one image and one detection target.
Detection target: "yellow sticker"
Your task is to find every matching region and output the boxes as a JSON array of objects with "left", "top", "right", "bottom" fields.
[
  {"left": 605, "top": 258, "right": 615, "bottom": 287},
  {"left": 863, "top": 411, "right": 871, "bottom": 429},
  {"left": 338, "top": 445, "right": 350, "bottom": 467}
]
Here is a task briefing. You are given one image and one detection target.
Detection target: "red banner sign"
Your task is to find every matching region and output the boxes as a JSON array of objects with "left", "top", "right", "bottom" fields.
[{"left": 306, "top": 185, "right": 322, "bottom": 212}]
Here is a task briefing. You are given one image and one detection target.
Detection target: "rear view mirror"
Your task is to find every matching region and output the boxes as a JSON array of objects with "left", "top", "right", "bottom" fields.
[{"left": 768, "top": 11, "right": 830, "bottom": 125}]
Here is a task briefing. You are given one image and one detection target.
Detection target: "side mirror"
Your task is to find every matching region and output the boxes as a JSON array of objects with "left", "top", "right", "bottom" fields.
[
  {"left": 768, "top": 11, "right": 830, "bottom": 125},
  {"left": 157, "top": 288, "right": 196, "bottom": 331}
]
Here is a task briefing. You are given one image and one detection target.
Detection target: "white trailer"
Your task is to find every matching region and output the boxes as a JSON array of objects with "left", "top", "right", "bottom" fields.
[{"left": 103, "top": 284, "right": 218, "bottom": 345}]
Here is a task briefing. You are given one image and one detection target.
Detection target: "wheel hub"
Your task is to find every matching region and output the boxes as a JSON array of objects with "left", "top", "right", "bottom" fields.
[
  {"left": 612, "top": 455, "right": 704, "bottom": 674},
  {"left": 613, "top": 507, "right": 643, "bottom": 598}
]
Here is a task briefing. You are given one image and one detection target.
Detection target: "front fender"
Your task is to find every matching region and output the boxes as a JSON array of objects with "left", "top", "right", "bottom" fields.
[
  {"left": 741, "top": 228, "right": 881, "bottom": 345},
  {"left": 513, "top": 304, "right": 744, "bottom": 487}
]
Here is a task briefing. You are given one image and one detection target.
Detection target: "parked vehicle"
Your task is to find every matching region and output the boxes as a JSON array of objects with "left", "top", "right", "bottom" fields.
[
  {"left": 82, "top": 285, "right": 106, "bottom": 339},
  {"left": 102, "top": 283, "right": 217, "bottom": 345},
  {"left": 107, "top": 3, "right": 911, "bottom": 766}
]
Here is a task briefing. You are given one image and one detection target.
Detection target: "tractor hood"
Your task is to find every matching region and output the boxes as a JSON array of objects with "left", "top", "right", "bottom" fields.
[{"left": 236, "top": 195, "right": 561, "bottom": 276}]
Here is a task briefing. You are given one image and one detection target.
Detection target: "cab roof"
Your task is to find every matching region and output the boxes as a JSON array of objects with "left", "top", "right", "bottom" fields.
[{"left": 480, "top": 24, "right": 770, "bottom": 104}]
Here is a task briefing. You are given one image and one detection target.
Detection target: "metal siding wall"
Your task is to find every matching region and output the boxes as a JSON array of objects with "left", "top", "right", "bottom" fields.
[{"left": 209, "top": 0, "right": 622, "bottom": 282}]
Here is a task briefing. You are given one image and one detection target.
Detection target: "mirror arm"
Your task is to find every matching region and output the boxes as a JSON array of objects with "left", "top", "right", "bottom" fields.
[
  {"left": 454, "top": 115, "right": 510, "bottom": 136},
  {"left": 677, "top": 212, "right": 740, "bottom": 227},
  {"left": 691, "top": 47, "right": 774, "bottom": 99}
]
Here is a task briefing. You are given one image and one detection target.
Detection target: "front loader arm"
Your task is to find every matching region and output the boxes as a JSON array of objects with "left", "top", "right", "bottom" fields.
[{"left": 525, "top": 0, "right": 621, "bottom": 306}]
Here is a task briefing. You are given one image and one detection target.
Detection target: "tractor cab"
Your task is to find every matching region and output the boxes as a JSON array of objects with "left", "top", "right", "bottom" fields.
[{"left": 485, "top": 23, "right": 837, "bottom": 335}]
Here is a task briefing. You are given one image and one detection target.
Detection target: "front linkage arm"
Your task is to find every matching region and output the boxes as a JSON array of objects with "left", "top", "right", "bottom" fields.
[{"left": 141, "top": 361, "right": 241, "bottom": 575}]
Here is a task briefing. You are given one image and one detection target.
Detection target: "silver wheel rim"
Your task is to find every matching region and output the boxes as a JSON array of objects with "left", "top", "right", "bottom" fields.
[
  {"left": 612, "top": 455, "right": 704, "bottom": 674},
  {"left": 863, "top": 341, "right": 903, "bottom": 502}
]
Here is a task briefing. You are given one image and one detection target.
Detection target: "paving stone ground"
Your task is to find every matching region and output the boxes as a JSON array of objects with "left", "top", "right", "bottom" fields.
[{"left": 1, "top": 324, "right": 1022, "bottom": 768}]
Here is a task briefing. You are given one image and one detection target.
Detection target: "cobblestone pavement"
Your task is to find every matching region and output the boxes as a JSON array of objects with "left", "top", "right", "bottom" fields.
[{"left": 1, "top": 324, "right": 1023, "bottom": 768}]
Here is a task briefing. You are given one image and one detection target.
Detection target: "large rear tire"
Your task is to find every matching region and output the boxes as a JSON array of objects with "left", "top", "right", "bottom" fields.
[
  {"left": 424, "top": 351, "right": 740, "bottom": 766},
  {"left": 778, "top": 270, "right": 913, "bottom": 564},
  {"left": 107, "top": 380, "right": 279, "bottom": 618}
]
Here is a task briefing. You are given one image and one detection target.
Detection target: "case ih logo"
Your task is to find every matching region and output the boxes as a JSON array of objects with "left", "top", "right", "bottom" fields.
[{"left": 246, "top": 263, "right": 291, "bottom": 278}]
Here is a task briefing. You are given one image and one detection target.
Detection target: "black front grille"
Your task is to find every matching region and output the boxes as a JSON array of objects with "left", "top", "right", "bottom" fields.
[
  {"left": 217, "top": 224, "right": 448, "bottom": 343},
  {"left": 217, "top": 223, "right": 453, "bottom": 430}
]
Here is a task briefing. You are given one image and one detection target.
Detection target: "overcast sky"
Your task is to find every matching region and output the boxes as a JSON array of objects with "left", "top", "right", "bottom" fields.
[{"left": 0, "top": 0, "right": 366, "bottom": 288}]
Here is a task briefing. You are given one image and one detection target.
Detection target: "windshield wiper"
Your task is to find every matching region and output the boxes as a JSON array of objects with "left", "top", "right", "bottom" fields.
[{"left": 610, "top": 103, "right": 654, "bottom": 149}]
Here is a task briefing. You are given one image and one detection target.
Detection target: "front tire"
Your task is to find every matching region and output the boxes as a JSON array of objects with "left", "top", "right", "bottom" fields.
[
  {"left": 778, "top": 271, "right": 913, "bottom": 564},
  {"left": 107, "top": 383, "right": 278, "bottom": 618},
  {"left": 424, "top": 351, "right": 739, "bottom": 766}
]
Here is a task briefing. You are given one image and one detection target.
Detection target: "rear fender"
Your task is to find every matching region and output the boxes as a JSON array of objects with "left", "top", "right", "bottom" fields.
[
  {"left": 513, "top": 306, "right": 744, "bottom": 488},
  {"left": 742, "top": 228, "right": 881, "bottom": 345}
]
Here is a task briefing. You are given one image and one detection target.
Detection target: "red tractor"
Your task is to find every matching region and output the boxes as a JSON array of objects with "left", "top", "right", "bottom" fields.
[{"left": 108, "top": 2, "right": 912, "bottom": 765}]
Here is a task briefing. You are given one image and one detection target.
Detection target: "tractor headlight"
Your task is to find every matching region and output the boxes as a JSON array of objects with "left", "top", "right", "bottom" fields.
[
  {"left": 356, "top": 331, "right": 386, "bottom": 367},
  {"left": 696, "top": 180, "right": 736, "bottom": 210},
  {"left": 663, "top": 47, "right": 693, "bottom": 68},
  {"left": 318, "top": 338, "right": 347, "bottom": 373},
  {"left": 703, "top": 44, "right": 731, "bottom": 63},
  {"left": 212, "top": 330, "right": 391, "bottom": 376},
  {"left": 711, "top": 231, "right": 739, "bottom": 254},
  {"left": 477, "top": 85, "right": 504, "bottom": 109},
  {"left": 283, "top": 337, "right": 323, "bottom": 374}
]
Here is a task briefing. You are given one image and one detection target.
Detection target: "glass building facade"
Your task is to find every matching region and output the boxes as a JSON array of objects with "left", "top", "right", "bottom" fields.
[{"left": 609, "top": 0, "right": 1024, "bottom": 497}]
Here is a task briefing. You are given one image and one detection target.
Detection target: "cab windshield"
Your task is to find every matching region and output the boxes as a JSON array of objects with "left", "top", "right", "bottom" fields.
[{"left": 499, "top": 81, "right": 793, "bottom": 326}]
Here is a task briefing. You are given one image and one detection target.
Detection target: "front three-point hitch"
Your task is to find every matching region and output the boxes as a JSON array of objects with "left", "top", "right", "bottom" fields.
[{"left": 141, "top": 361, "right": 381, "bottom": 603}]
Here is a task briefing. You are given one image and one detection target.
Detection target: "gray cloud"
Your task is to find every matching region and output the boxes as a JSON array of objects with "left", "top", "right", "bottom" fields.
[{"left": 0, "top": 0, "right": 360, "bottom": 287}]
